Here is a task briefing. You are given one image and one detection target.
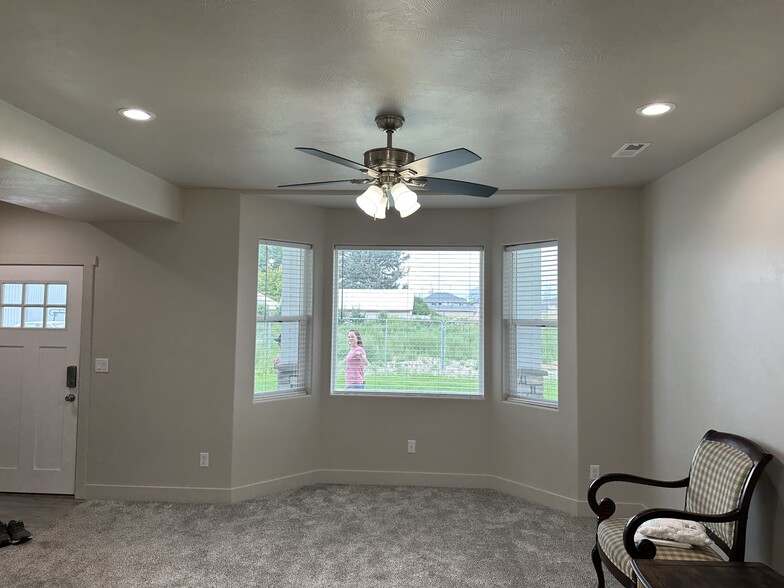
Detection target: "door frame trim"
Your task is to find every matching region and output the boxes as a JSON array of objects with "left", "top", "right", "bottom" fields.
[{"left": 0, "top": 255, "right": 98, "bottom": 498}]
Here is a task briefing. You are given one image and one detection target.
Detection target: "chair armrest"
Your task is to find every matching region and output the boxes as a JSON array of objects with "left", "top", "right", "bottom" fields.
[
  {"left": 587, "top": 473, "right": 689, "bottom": 520},
  {"left": 622, "top": 507, "right": 742, "bottom": 559}
]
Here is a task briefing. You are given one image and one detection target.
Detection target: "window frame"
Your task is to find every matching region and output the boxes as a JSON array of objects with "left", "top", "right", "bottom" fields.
[
  {"left": 253, "top": 239, "right": 313, "bottom": 402},
  {"left": 503, "top": 240, "right": 559, "bottom": 408},
  {"left": 330, "top": 245, "right": 485, "bottom": 399}
]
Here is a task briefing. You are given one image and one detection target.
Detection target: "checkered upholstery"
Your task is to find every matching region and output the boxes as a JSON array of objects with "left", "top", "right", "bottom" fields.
[
  {"left": 597, "top": 518, "right": 724, "bottom": 579},
  {"left": 685, "top": 439, "right": 754, "bottom": 546}
]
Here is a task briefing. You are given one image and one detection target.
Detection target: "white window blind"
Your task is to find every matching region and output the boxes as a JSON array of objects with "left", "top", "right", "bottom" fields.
[
  {"left": 255, "top": 240, "right": 312, "bottom": 398},
  {"left": 332, "top": 247, "right": 483, "bottom": 397},
  {"left": 503, "top": 241, "right": 558, "bottom": 405}
]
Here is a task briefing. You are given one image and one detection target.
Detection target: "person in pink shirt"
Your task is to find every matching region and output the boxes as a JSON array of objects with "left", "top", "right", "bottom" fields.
[{"left": 344, "top": 329, "right": 369, "bottom": 389}]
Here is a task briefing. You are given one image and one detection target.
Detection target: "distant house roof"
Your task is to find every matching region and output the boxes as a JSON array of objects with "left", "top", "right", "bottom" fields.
[
  {"left": 256, "top": 293, "right": 279, "bottom": 308},
  {"left": 337, "top": 289, "right": 414, "bottom": 312},
  {"left": 424, "top": 292, "right": 467, "bottom": 305}
]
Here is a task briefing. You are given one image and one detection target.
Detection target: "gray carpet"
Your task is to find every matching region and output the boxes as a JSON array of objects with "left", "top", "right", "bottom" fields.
[{"left": 1, "top": 484, "right": 620, "bottom": 587}]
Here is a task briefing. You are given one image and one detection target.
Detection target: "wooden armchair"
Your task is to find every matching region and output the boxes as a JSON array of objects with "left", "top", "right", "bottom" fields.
[{"left": 587, "top": 430, "right": 772, "bottom": 588}]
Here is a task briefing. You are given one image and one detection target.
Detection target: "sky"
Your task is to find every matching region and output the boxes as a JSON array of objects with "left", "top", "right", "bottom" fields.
[{"left": 403, "top": 250, "right": 482, "bottom": 299}]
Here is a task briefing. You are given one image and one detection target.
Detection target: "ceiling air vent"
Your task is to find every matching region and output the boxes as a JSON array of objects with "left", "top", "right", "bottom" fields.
[{"left": 611, "top": 143, "right": 651, "bottom": 158}]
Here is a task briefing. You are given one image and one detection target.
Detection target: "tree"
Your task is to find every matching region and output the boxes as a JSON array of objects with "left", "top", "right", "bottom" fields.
[
  {"left": 258, "top": 245, "right": 283, "bottom": 301},
  {"left": 258, "top": 245, "right": 283, "bottom": 271},
  {"left": 412, "top": 296, "right": 431, "bottom": 316},
  {"left": 258, "top": 265, "right": 282, "bottom": 301},
  {"left": 338, "top": 250, "right": 409, "bottom": 289}
]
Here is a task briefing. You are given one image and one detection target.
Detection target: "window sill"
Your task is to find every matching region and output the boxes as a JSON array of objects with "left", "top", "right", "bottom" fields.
[
  {"left": 331, "top": 390, "right": 484, "bottom": 400},
  {"left": 503, "top": 396, "right": 558, "bottom": 410},
  {"left": 253, "top": 389, "right": 309, "bottom": 403}
]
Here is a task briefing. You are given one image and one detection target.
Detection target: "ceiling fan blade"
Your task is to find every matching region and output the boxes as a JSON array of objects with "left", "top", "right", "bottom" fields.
[
  {"left": 278, "top": 179, "right": 373, "bottom": 188},
  {"left": 295, "top": 148, "right": 369, "bottom": 173},
  {"left": 411, "top": 177, "right": 498, "bottom": 198},
  {"left": 397, "top": 148, "right": 481, "bottom": 177}
]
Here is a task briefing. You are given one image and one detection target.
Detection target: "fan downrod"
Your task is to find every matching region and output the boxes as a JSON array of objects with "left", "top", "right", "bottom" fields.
[{"left": 365, "top": 114, "right": 414, "bottom": 172}]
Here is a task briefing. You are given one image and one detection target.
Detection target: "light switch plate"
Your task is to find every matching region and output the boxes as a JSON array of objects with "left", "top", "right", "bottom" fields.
[{"left": 95, "top": 358, "right": 109, "bottom": 373}]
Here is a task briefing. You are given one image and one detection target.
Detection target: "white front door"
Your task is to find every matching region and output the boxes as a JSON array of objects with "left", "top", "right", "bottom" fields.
[{"left": 0, "top": 265, "right": 82, "bottom": 494}]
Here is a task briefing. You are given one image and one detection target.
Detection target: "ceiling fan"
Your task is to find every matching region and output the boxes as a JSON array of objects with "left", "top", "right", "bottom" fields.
[{"left": 278, "top": 114, "right": 498, "bottom": 219}]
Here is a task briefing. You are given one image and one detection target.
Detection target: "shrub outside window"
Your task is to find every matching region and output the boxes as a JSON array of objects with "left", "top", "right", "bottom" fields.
[
  {"left": 331, "top": 247, "right": 483, "bottom": 397},
  {"left": 254, "top": 240, "right": 312, "bottom": 399},
  {"left": 503, "top": 241, "right": 558, "bottom": 406}
]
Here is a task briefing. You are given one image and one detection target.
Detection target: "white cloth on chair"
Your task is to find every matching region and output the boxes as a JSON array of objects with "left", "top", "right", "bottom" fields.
[{"left": 633, "top": 518, "right": 713, "bottom": 548}]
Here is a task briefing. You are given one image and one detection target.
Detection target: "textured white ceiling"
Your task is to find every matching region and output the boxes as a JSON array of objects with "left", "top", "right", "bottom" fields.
[{"left": 1, "top": 0, "right": 784, "bottom": 209}]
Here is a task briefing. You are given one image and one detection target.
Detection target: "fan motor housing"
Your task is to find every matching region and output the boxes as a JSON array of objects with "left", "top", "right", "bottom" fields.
[{"left": 364, "top": 147, "right": 415, "bottom": 171}]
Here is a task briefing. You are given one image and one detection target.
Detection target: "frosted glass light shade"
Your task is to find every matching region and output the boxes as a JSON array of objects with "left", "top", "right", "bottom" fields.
[
  {"left": 390, "top": 183, "right": 420, "bottom": 217},
  {"left": 398, "top": 201, "right": 420, "bottom": 218},
  {"left": 356, "top": 185, "right": 386, "bottom": 219}
]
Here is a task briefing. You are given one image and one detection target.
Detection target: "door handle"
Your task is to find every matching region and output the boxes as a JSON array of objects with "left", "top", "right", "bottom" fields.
[
  {"left": 65, "top": 393, "right": 76, "bottom": 402},
  {"left": 66, "top": 365, "right": 78, "bottom": 388}
]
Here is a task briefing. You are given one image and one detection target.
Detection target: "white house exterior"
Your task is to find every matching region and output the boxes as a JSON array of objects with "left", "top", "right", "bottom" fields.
[{"left": 336, "top": 289, "right": 414, "bottom": 318}]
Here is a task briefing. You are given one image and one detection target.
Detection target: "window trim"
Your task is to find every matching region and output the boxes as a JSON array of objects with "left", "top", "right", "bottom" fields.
[
  {"left": 330, "top": 245, "right": 485, "bottom": 399},
  {"left": 503, "top": 240, "right": 559, "bottom": 408},
  {"left": 253, "top": 239, "right": 313, "bottom": 401}
]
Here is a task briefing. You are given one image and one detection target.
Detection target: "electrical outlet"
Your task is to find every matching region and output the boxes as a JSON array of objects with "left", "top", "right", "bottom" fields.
[
  {"left": 589, "top": 464, "right": 600, "bottom": 481},
  {"left": 200, "top": 452, "right": 209, "bottom": 468},
  {"left": 407, "top": 440, "right": 416, "bottom": 454}
]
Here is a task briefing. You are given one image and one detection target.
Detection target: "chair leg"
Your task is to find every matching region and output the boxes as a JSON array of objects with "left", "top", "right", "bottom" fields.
[{"left": 591, "top": 543, "right": 605, "bottom": 588}]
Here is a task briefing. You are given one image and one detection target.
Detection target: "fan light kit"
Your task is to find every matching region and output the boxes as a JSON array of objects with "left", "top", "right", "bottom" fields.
[{"left": 279, "top": 114, "right": 497, "bottom": 219}]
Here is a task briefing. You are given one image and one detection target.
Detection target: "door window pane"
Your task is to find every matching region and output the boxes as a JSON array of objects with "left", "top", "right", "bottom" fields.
[
  {"left": 2, "top": 283, "right": 23, "bottom": 305},
  {"left": 23, "top": 306, "right": 44, "bottom": 327},
  {"left": 47, "top": 284, "right": 68, "bottom": 305},
  {"left": 1, "top": 306, "right": 21, "bottom": 327},
  {"left": 25, "top": 284, "right": 45, "bottom": 305},
  {"left": 46, "top": 307, "right": 67, "bottom": 329}
]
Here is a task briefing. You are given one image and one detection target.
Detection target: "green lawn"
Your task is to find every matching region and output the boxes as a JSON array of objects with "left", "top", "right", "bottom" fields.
[
  {"left": 253, "top": 317, "right": 557, "bottom": 401},
  {"left": 256, "top": 370, "right": 556, "bottom": 400},
  {"left": 334, "top": 373, "right": 481, "bottom": 394},
  {"left": 257, "top": 365, "right": 556, "bottom": 399},
  {"left": 543, "top": 378, "right": 558, "bottom": 401}
]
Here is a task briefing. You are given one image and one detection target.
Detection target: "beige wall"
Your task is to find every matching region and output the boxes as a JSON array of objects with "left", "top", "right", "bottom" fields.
[
  {"left": 231, "top": 193, "right": 325, "bottom": 495},
  {"left": 0, "top": 184, "right": 643, "bottom": 512},
  {"left": 319, "top": 208, "right": 494, "bottom": 481},
  {"left": 490, "top": 195, "right": 581, "bottom": 508},
  {"left": 643, "top": 106, "right": 784, "bottom": 569},
  {"left": 576, "top": 189, "right": 642, "bottom": 508},
  {"left": 0, "top": 192, "right": 239, "bottom": 500}
]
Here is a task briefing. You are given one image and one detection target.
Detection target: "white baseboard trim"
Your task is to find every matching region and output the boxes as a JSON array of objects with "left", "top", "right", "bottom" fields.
[
  {"left": 85, "top": 471, "right": 645, "bottom": 518},
  {"left": 84, "top": 483, "right": 233, "bottom": 503},
  {"left": 318, "top": 469, "right": 494, "bottom": 488},
  {"left": 491, "top": 476, "right": 582, "bottom": 515},
  {"left": 230, "top": 470, "right": 321, "bottom": 502}
]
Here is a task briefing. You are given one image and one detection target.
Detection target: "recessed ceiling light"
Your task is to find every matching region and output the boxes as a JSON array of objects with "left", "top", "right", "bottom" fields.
[
  {"left": 636, "top": 102, "right": 676, "bottom": 117},
  {"left": 117, "top": 107, "right": 156, "bottom": 121}
]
